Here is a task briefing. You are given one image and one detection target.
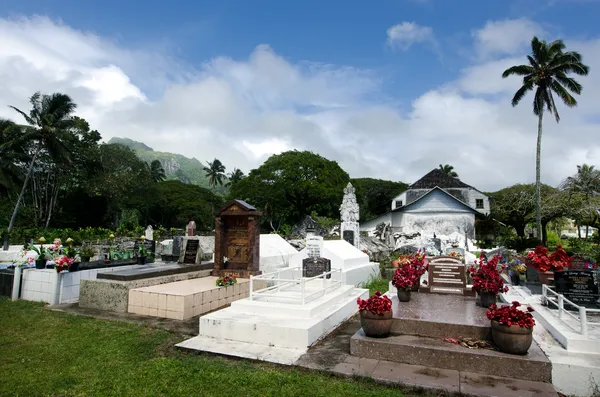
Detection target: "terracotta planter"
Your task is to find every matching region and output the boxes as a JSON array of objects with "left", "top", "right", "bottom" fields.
[
  {"left": 478, "top": 291, "right": 497, "bottom": 308},
  {"left": 491, "top": 320, "right": 533, "bottom": 355},
  {"left": 537, "top": 271, "right": 554, "bottom": 285},
  {"left": 396, "top": 288, "right": 411, "bottom": 302},
  {"left": 359, "top": 310, "right": 393, "bottom": 338}
]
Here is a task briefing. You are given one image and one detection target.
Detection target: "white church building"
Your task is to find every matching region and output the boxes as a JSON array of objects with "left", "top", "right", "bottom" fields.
[{"left": 361, "top": 168, "right": 490, "bottom": 239}]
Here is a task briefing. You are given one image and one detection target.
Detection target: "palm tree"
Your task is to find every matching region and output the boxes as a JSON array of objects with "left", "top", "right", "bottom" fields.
[
  {"left": 226, "top": 168, "right": 245, "bottom": 187},
  {"left": 561, "top": 164, "right": 600, "bottom": 238},
  {"left": 3, "top": 92, "right": 76, "bottom": 250},
  {"left": 502, "top": 36, "right": 589, "bottom": 242},
  {"left": 147, "top": 159, "right": 166, "bottom": 182},
  {"left": 439, "top": 164, "right": 458, "bottom": 178},
  {"left": 203, "top": 158, "right": 226, "bottom": 187}
]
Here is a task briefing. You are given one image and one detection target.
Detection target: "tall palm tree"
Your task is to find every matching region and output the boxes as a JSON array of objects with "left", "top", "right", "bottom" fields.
[
  {"left": 3, "top": 92, "right": 76, "bottom": 250},
  {"left": 203, "top": 158, "right": 226, "bottom": 187},
  {"left": 561, "top": 164, "right": 600, "bottom": 238},
  {"left": 147, "top": 159, "right": 166, "bottom": 182},
  {"left": 226, "top": 168, "right": 245, "bottom": 187},
  {"left": 439, "top": 164, "right": 458, "bottom": 178},
  {"left": 502, "top": 36, "right": 589, "bottom": 242}
]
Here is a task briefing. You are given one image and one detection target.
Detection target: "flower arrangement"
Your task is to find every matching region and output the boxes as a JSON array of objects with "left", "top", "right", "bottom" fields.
[
  {"left": 28, "top": 237, "right": 49, "bottom": 260},
  {"left": 62, "top": 237, "right": 79, "bottom": 259},
  {"left": 468, "top": 253, "right": 509, "bottom": 295},
  {"left": 138, "top": 236, "right": 148, "bottom": 257},
  {"left": 54, "top": 255, "right": 74, "bottom": 273},
  {"left": 526, "top": 245, "right": 572, "bottom": 272},
  {"left": 357, "top": 291, "right": 392, "bottom": 315},
  {"left": 392, "top": 265, "right": 420, "bottom": 291},
  {"left": 486, "top": 301, "right": 535, "bottom": 328},
  {"left": 448, "top": 251, "right": 463, "bottom": 261},
  {"left": 216, "top": 275, "right": 237, "bottom": 287}
]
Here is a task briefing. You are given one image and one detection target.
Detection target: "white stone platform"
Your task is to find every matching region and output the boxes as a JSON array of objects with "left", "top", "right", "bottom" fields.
[
  {"left": 128, "top": 277, "right": 250, "bottom": 320},
  {"left": 177, "top": 279, "right": 368, "bottom": 364}
]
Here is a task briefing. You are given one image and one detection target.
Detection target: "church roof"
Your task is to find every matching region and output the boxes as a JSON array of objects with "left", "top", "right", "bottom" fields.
[
  {"left": 394, "top": 186, "right": 478, "bottom": 214},
  {"left": 409, "top": 168, "right": 473, "bottom": 190}
]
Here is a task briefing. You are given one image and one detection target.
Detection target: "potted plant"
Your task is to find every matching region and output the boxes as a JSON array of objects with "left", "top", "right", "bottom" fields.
[
  {"left": 357, "top": 291, "right": 393, "bottom": 338},
  {"left": 80, "top": 244, "right": 94, "bottom": 263},
  {"left": 486, "top": 301, "right": 535, "bottom": 354},
  {"left": 392, "top": 266, "right": 418, "bottom": 302},
  {"left": 468, "top": 253, "right": 509, "bottom": 308},
  {"left": 63, "top": 237, "right": 81, "bottom": 272},
  {"left": 216, "top": 275, "right": 237, "bottom": 287},
  {"left": 508, "top": 259, "right": 526, "bottom": 286},
  {"left": 137, "top": 236, "right": 148, "bottom": 265},
  {"left": 526, "top": 245, "right": 571, "bottom": 284},
  {"left": 54, "top": 255, "right": 74, "bottom": 273},
  {"left": 29, "top": 237, "right": 49, "bottom": 269}
]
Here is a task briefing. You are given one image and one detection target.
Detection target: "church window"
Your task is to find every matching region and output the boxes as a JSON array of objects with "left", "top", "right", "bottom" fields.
[{"left": 476, "top": 199, "right": 484, "bottom": 209}]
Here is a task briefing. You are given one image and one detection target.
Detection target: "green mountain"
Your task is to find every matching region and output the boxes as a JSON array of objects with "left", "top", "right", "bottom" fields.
[{"left": 107, "top": 137, "right": 228, "bottom": 194}]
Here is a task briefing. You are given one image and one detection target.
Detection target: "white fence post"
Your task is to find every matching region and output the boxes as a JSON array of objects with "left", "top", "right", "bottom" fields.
[
  {"left": 580, "top": 306, "right": 588, "bottom": 337},
  {"left": 11, "top": 266, "right": 22, "bottom": 301},
  {"left": 558, "top": 295, "right": 564, "bottom": 320}
]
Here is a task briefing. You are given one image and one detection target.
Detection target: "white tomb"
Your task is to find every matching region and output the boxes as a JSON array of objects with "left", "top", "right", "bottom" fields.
[
  {"left": 259, "top": 234, "right": 298, "bottom": 273},
  {"left": 290, "top": 240, "right": 379, "bottom": 287},
  {"left": 340, "top": 182, "right": 360, "bottom": 248},
  {"left": 177, "top": 267, "right": 368, "bottom": 364}
]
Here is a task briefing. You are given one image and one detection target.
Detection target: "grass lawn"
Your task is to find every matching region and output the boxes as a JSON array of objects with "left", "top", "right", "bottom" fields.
[{"left": 0, "top": 298, "right": 428, "bottom": 397}]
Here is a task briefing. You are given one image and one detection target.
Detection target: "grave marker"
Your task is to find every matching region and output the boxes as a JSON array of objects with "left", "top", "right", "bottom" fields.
[
  {"left": 554, "top": 270, "right": 599, "bottom": 307},
  {"left": 302, "top": 257, "right": 332, "bottom": 278},
  {"left": 425, "top": 256, "right": 469, "bottom": 295},
  {"left": 183, "top": 239, "right": 200, "bottom": 264}
]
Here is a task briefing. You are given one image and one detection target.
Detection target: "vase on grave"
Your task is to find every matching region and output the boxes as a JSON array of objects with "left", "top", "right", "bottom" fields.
[
  {"left": 410, "top": 283, "right": 420, "bottom": 292},
  {"left": 509, "top": 271, "right": 520, "bottom": 286},
  {"left": 359, "top": 310, "right": 393, "bottom": 338},
  {"left": 478, "top": 291, "right": 497, "bottom": 308},
  {"left": 35, "top": 259, "right": 47, "bottom": 269},
  {"left": 137, "top": 256, "right": 147, "bottom": 265},
  {"left": 396, "top": 289, "right": 411, "bottom": 302},
  {"left": 491, "top": 320, "right": 533, "bottom": 355}
]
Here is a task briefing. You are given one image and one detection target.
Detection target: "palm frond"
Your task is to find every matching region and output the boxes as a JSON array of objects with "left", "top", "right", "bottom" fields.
[
  {"left": 511, "top": 83, "right": 533, "bottom": 107},
  {"left": 501, "top": 64, "right": 534, "bottom": 78},
  {"left": 9, "top": 106, "right": 35, "bottom": 125},
  {"left": 553, "top": 73, "right": 582, "bottom": 94},
  {"left": 551, "top": 80, "right": 578, "bottom": 108},
  {"left": 547, "top": 39, "right": 566, "bottom": 56}
]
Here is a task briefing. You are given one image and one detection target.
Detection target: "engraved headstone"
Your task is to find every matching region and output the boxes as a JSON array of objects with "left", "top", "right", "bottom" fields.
[
  {"left": 426, "top": 257, "right": 467, "bottom": 295},
  {"left": 306, "top": 235, "right": 324, "bottom": 258},
  {"left": 212, "top": 200, "right": 262, "bottom": 278},
  {"left": 302, "top": 257, "right": 331, "bottom": 278},
  {"left": 554, "top": 270, "right": 599, "bottom": 307},
  {"left": 340, "top": 182, "right": 360, "bottom": 247},
  {"left": 183, "top": 240, "right": 200, "bottom": 264}
]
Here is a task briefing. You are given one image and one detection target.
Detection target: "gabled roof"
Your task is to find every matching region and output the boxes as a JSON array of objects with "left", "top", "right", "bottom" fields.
[
  {"left": 409, "top": 168, "right": 473, "bottom": 190},
  {"left": 218, "top": 199, "right": 260, "bottom": 215},
  {"left": 393, "top": 186, "right": 478, "bottom": 214}
]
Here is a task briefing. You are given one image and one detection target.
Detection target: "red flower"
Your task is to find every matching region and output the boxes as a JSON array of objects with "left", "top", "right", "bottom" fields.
[
  {"left": 526, "top": 245, "right": 572, "bottom": 272},
  {"left": 357, "top": 291, "right": 392, "bottom": 315},
  {"left": 468, "top": 253, "right": 508, "bottom": 294},
  {"left": 486, "top": 301, "right": 535, "bottom": 328}
]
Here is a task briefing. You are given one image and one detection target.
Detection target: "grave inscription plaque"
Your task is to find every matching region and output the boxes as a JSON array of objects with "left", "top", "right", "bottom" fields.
[
  {"left": 554, "top": 270, "right": 599, "bottom": 307},
  {"left": 343, "top": 230, "right": 355, "bottom": 246},
  {"left": 425, "top": 257, "right": 468, "bottom": 295},
  {"left": 302, "top": 257, "right": 331, "bottom": 278},
  {"left": 183, "top": 239, "right": 200, "bottom": 264}
]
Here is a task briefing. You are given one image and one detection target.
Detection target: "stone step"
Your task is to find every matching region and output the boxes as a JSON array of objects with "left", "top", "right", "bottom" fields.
[
  {"left": 350, "top": 330, "right": 552, "bottom": 383},
  {"left": 391, "top": 316, "right": 491, "bottom": 340}
]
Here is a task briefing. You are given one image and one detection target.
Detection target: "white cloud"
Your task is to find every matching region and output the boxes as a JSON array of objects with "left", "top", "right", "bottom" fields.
[
  {"left": 473, "top": 18, "right": 545, "bottom": 59},
  {"left": 0, "top": 15, "right": 599, "bottom": 193},
  {"left": 387, "top": 22, "right": 435, "bottom": 51}
]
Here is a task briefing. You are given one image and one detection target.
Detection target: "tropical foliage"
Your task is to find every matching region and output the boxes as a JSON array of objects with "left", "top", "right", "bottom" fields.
[{"left": 439, "top": 164, "right": 458, "bottom": 178}]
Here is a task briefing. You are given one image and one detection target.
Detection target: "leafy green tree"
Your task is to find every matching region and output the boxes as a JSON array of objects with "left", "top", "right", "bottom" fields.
[
  {"left": 351, "top": 178, "right": 407, "bottom": 221},
  {"left": 502, "top": 36, "right": 590, "bottom": 244},
  {"left": 230, "top": 150, "right": 349, "bottom": 230},
  {"left": 439, "top": 164, "right": 458, "bottom": 178},
  {"left": 203, "top": 158, "right": 226, "bottom": 187},
  {"left": 148, "top": 160, "right": 166, "bottom": 183},
  {"left": 226, "top": 168, "right": 245, "bottom": 187},
  {"left": 3, "top": 92, "right": 77, "bottom": 250},
  {"left": 0, "top": 119, "right": 25, "bottom": 194},
  {"left": 560, "top": 164, "right": 600, "bottom": 238}
]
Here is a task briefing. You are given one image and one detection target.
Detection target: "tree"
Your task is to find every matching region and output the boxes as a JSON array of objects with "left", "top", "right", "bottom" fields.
[
  {"left": 3, "top": 92, "right": 77, "bottom": 250},
  {"left": 226, "top": 168, "right": 245, "bottom": 187},
  {"left": 230, "top": 150, "right": 350, "bottom": 230},
  {"left": 148, "top": 160, "right": 166, "bottom": 183},
  {"left": 0, "top": 119, "right": 25, "bottom": 194},
  {"left": 203, "top": 158, "right": 226, "bottom": 187},
  {"left": 502, "top": 36, "right": 590, "bottom": 243},
  {"left": 351, "top": 178, "right": 407, "bottom": 221},
  {"left": 560, "top": 164, "right": 600, "bottom": 238},
  {"left": 439, "top": 164, "right": 458, "bottom": 178}
]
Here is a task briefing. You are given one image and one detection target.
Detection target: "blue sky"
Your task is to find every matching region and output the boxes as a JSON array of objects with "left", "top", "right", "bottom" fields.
[{"left": 0, "top": 0, "right": 599, "bottom": 189}]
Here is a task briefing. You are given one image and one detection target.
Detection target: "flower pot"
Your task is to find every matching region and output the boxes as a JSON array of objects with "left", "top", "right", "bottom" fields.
[
  {"left": 410, "top": 283, "right": 420, "bottom": 292},
  {"left": 69, "top": 262, "right": 80, "bottom": 272},
  {"left": 35, "top": 259, "right": 47, "bottom": 269},
  {"left": 510, "top": 272, "right": 520, "bottom": 286},
  {"left": 537, "top": 271, "right": 554, "bottom": 285},
  {"left": 491, "top": 320, "right": 533, "bottom": 355},
  {"left": 137, "top": 256, "right": 147, "bottom": 265},
  {"left": 479, "top": 291, "right": 497, "bottom": 308},
  {"left": 396, "top": 288, "right": 411, "bottom": 302},
  {"left": 359, "top": 310, "right": 393, "bottom": 338}
]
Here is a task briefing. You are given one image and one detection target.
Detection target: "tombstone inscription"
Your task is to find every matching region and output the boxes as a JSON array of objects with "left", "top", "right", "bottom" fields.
[
  {"left": 302, "top": 257, "right": 332, "bottom": 278},
  {"left": 425, "top": 257, "right": 468, "bottom": 295},
  {"left": 343, "top": 230, "right": 355, "bottom": 246},
  {"left": 554, "top": 270, "right": 599, "bottom": 307},
  {"left": 183, "top": 239, "right": 200, "bottom": 264}
]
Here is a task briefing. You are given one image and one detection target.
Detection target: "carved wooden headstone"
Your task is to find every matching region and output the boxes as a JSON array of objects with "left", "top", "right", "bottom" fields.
[{"left": 212, "top": 200, "right": 262, "bottom": 278}]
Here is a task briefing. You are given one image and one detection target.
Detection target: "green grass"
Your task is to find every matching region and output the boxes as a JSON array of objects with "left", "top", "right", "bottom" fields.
[
  {"left": 0, "top": 298, "right": 426, "bottom": 397},
  {"left": 362, "top": 276, "right": 391, "bottom": 296}
]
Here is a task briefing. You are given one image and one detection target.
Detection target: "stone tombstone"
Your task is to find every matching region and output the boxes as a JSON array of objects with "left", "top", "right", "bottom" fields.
[
  {"left": 133, "top": 239, "right": 155, "bottom": 258},
  {"left": 554, "top": 270, "right": 599, "bottom": 308},
  {"left": 172, "top": 236, "right": 183, "bottom": 258},
  {"left": 302, "top": 257, "right": 331, "bottom": 279},
  {"left": 306, "top": 235, "right": 324, "bottom": 258},
  {"left": 186, "top": 219, "right": 196, "bottom": 237},
  {"left": 212, "top": 200, "right": 262, "bottom": 278},
  {"left": 178, "top": 238, "right": 201, "bottom": 264},
  {"left": 145, "top": 225, "right": 154, "bottom": 241},
  {"left": 340, "top": 182, "right": 360, "bottom": 247},
  {"left": 426, "top": 256, "right": 468, "bottom": 295}
]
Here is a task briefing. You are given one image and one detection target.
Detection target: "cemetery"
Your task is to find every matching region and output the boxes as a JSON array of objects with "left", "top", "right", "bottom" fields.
[{"left": 2, "top": 167, "right": 600, "bottom": 397}]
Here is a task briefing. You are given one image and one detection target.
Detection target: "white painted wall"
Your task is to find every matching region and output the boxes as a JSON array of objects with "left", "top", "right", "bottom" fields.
[
  {"left": 391, "top": 192, "right": 407, "bottom": 210},
  {"left": 259, "top": 234, "right": 298, "bottom": 273}
]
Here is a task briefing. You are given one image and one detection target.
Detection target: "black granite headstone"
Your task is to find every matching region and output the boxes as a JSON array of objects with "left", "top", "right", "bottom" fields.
[
  {"left": 343, "top": 230, "right": 355, "bottom": 246},
  {"left": 302, "top": 257, "right": 331, "bottom": 279},
  {"left": 133, "top": 239, "right": 155, "bottom": 257},
  {"left": 172, "top": 236, "right": 182, "bottom": 257},
  {"left": 183, "top": 239, "right": 199, "bottom": 264},
  {"left": 554, "top": 270, "right": 599, "bottom": 307}
]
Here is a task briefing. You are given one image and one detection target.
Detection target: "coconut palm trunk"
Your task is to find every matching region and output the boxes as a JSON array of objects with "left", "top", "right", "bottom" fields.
[{"left": 535, "top": 112, "right": 543, "bottom": 242}]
